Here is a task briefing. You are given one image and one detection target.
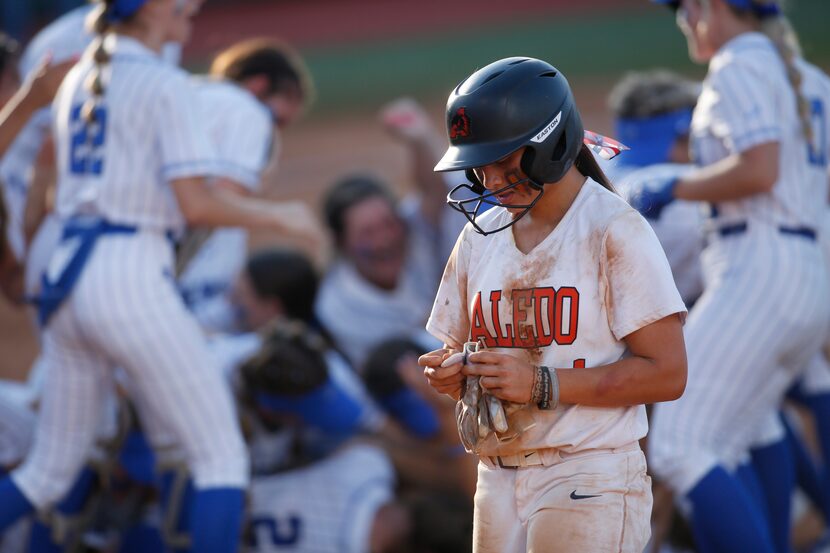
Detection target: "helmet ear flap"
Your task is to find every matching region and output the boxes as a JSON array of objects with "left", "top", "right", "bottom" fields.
[
  {"left": 465, "top": 168, "right": 485, "bottom": 194},
  {"left": 520, "top": 147, "right": 537, "bottom": 183}
]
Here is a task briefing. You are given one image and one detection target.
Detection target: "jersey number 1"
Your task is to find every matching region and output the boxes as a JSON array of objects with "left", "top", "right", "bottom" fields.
[{"left": 69, "top": 104, "right": 107, "bottom": 176}]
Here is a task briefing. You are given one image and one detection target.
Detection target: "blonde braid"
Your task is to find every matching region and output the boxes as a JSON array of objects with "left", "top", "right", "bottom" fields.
[
  {"left": 754, "top": 0, "right": 813, "bottom": 142},
  {"left": 81, "top": 1, "right": 114, "bottom": 125}
]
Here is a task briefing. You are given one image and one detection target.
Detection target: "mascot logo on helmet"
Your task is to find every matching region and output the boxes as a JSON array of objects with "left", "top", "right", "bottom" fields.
[{"left": 450, "top": 107, "right": 471, "bottom": 140}]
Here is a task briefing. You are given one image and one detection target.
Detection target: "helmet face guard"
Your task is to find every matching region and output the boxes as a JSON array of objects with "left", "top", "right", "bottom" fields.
[
  {"left": 435, "top": 57, "right": 584, "bottom": 235},
  {"left": 447, "top": 177, "right": 544, "bottom": 236}
]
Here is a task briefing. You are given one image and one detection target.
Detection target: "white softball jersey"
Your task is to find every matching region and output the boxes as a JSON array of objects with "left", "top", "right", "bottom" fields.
[
  {"left": 615, "top": 163, "right": 704, "bottom": 306},
  {"left": 649, "top": 32, "right": 830, "bottom": 495},
  {"left": 177, "top": 77, "right": 274, "bottom": 331},
  {"left": 245, "top": 444, "right": 395, "bottom": 553},
  {"left": 1, "top": 6, "right": 180, "bottom": 260},
  {"left": 51, "top": 36, "right": 216, "bottom": 233},
  {"left": 690, "top": 32, "right": 830, "bottom": 229},
  {"left": 427, "top": 179, "right": 686, "bottom": 457}
]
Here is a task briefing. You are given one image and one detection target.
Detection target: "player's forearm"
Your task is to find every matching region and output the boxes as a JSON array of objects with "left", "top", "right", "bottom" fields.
[
  {"left": 674, "top": 142, "right": 779, "bottom": 202},
  {"left": 0, "top": 89, "right": 41, "bottom": 158},
  {"left": 556, "top": 355, "right": 686, "bottom": 408},
  {"left": 411, "top": 135, "right": 451, "bottom": 227},
  {"left": 175, "top": 180, "right": 299, "bottom": 232}
]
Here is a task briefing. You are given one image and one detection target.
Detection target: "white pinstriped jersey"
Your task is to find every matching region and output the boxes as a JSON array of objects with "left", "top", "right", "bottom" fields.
[
  {"left": 616, "top": 163, "right": 704, "bottom": 306},
  {"left": 190, "top": 77, "right": 273, "bottom": 191},
  {"left": 427, "top": 179, "right": 686, "bottom": 456},
  {"left": 0, "top": 7, "right": 180, "bottom": 257},
  {"left": 691, "top": 32, "right": 830, "bottom": 228},
  {"left": 51, "top": 35, "right": 216, "bottom": 232},
  {"left": 177, "top": 78, "right": 274, "bottom": 329},
  {"left": 245, "top": 444, "right": 395, "bottom": 553}
]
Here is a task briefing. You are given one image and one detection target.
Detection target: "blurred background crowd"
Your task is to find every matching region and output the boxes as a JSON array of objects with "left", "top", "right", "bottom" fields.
[{"left": 0, "top": 0, "right": 829, "bottom": 552}]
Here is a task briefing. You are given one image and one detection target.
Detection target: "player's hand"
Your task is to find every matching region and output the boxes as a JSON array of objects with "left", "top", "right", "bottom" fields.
[
  {"left": 266, "top": 200, "right": 325, "bottom": 250},
  {"left": 419, "top": 347, "right": 464, "bottom": 400},
  {"left": 380, "top": 97, "right": 434, "bottom": 144},
  {"left": 628, "top": 177, "right": 679, "bottom": 220},
  {"left": 464, "top": 351, "right": 535, "bottom": 404},
  {"left": 21, "top": 55, "right": 77, "bottom": 109}
]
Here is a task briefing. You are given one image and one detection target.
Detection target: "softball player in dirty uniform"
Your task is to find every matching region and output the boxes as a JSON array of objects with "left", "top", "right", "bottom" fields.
[
  {"left": 0, "top": 0, "right": 313, "bottom": 549},
  {"left": 419, "top": 57, "right": 688, "bottom": 553},
  {"left": 640, "top": 1, "right": 830, "bottom": 552}
]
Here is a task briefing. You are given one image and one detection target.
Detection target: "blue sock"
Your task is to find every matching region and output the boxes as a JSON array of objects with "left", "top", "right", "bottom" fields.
[
  {"left": 189, "top": 487, "right": 245, "bottom": 553},
  {"left": 805, "top": 393, "right": 830, "bottom": 518},
  {"left": 751, "top": 435, "right": 795, "bottom": 553},
  {"left": 687, "top": 465, "right": 776, "bottom": 553},
  {"left": 27, "top": 467, "right": 98, "bottom": 552},
  {"left": 0, "top": 476, "right": 35, "bottom": 531},
  {"left": 782, "top": 413, "right": 830, "bottom": 522},
  {"left": 736, "top": 462, "right": 768, "bottom": 518},
  {"left": 27, "top": 521, "right": 61, "bottom": 553}
]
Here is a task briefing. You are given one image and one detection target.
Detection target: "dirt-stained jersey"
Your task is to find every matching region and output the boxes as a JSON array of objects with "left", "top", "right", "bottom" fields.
[{"left": 427, "top": 179, "right": 686, "bottom": 456}]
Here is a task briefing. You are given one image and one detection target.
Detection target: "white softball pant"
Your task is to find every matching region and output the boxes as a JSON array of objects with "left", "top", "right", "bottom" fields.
[
  {"left": 11, "top": 231, "right": 249, "bottom": 508},
  {"left": 649, "top": 224, "right": 830, "bottom": 495}
]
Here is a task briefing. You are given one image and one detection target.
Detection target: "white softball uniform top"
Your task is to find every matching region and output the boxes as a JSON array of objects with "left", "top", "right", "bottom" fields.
[
  {"left": 427, "top": 179, "right": 686, "bottom": 457},
  {"left": 177, "top": 77, "right": 274, "bottom": 330},
  {"left": 246, "top": 444, "right": 395, "bottom": 553},
  {"left": 615, "top": 163, "right": 704, "bottom": 306},
  {"left": 691, "top": 32, "right": 830, "bottom": 229},
  {"left": 0, "top": 6, "right": 180, "bottom": 259},
  {"left": 52, "top": 35, "right": 216, "bottom": 232}
]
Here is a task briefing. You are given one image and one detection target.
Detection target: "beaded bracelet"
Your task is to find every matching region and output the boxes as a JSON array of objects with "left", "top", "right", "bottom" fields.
[{"left": 531, "top": 366, "right": 544, "bottom": 405}]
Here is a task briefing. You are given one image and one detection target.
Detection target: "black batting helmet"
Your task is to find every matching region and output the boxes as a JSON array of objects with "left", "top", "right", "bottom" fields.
[
  {"left": 435, "top": 57, "right": 584, "bottom": 234},
  {"left": 435, "top": 57, "right": 583, "bottom": 187}
]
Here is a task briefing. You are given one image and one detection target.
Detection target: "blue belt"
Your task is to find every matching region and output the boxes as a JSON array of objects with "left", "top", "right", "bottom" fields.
[
  {"left": 717, "top": 222, "right": 817, "bottom": 241},
  {"left": 36, "top": 217, "right": 137, "bottom": 327}
]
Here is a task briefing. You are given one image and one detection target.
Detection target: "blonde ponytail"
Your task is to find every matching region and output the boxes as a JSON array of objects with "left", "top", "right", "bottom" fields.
[
  {"left": 754, "top": 1, "right": 813, "bottom": 142},
  {"left": 82, "top": 1, "right": 114, "bottom": 125}
]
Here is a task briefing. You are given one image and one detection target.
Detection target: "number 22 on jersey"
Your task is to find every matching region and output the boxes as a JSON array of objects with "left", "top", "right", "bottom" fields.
[{"left": 69, "top": 104, "right": 107, "bottom": 176}]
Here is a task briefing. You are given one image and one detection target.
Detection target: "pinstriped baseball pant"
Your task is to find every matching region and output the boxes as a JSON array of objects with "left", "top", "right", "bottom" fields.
[
  {"left": 11, "top": 231, "right": 249, "bottom": 508},
  {"left": 649, "top": 225, "right": 830, "bottom": 496}
]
